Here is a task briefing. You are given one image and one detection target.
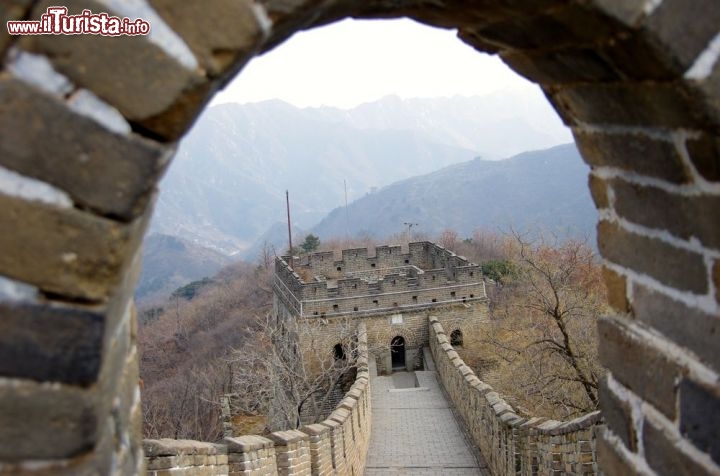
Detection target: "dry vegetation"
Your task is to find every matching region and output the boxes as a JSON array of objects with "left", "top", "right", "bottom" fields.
[
  {"left": 139, "top": 261, "right": 272, "bottom": 441},
  {"left": 138, "top": 229, "right": 607, "bottom": 440}
]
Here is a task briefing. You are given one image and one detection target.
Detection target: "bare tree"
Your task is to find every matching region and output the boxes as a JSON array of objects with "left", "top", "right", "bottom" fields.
[
  {"left": 229, "top": 314, "right": 362, "bottom": 431},
  {"left": 477, "top": 232, "right": 607, "bottom": 419}
]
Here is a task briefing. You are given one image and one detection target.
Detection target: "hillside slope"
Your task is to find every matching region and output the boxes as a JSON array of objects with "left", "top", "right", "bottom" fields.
[{"left": 311, "top": 144, "right": 596, "bottom": 241}]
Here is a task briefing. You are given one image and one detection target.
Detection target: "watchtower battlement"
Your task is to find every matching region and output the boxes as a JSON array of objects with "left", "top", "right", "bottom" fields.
[{"left": 274, "top": 241, "right": 487, "bottom": 318}]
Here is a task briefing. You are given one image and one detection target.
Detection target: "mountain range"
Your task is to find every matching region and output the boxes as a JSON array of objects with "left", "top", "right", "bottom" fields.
[
  {"left": 310, "top": 143, "right": 595, "bottom": 242},
  {"left": 149, "top": 92, "right": 572, "bottom": 255}
]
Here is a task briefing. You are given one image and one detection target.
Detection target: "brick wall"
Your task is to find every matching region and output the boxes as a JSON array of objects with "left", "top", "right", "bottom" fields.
[
  {"left": 0, "top": 1, "right": 717, "bottom": 474},
  {"left": 430, "top": 316, "right": 602, "bottom": 475},
  {"left": 143, "top": 324, "right": 371, "bottom": 476}
]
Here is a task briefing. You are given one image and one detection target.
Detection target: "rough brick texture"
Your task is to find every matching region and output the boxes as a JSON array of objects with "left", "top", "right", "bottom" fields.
[{"left": 1, "top": 0, "right": 718, "bottom": 474}]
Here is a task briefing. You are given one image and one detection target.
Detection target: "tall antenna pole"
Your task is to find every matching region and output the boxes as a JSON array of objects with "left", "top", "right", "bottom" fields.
[
  {"left": 344, "top": 179, "right": 349, "bottom": 240},
  {"left": 286, "top": 190, "right": 294, "bottom": 268}
]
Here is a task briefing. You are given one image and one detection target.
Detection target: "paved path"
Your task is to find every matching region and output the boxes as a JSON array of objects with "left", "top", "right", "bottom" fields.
[{"left": 365, "top": 367, "right": 489, "bottom": 475}]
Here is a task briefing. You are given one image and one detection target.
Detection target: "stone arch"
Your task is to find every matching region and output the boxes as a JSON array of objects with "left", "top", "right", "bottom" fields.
[
  {"left": 450, "top": 329, "right": 463, "bottom": 347},
  {"left": 0, "top": 1, "right": 718, "bottom": 474}
]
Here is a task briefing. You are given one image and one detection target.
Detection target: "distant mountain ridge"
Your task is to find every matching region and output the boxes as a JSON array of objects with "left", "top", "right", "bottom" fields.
[
  {"left": 310, "top": 143, "right": 596, "bottom": 242},
  {"left": 136, "top": 234, "right": 234, "bottom": 303},
  {"left": 150, "top": 93, "right": 572, "bottom": 255}
]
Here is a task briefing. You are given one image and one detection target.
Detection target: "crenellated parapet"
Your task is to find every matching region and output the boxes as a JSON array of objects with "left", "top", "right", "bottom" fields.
[{"left": 274, "top": 242, "right": 487, "bottom": 318}]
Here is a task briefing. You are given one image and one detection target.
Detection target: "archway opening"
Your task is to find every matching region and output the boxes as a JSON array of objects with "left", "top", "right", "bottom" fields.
[
  {"left": 333, "top": 343, "right": 346, "bottom": 361},
  {"left": 390, "top": 336, "right": 406, "bottom": 370},
  {"left": 450, "top": 329, "right": 463, "bottom": 347}
]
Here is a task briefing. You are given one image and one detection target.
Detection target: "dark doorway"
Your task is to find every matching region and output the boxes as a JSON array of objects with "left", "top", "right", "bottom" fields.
[
  {"left": 390, "top": 336, "right": 405, "bottom": 369},
  {"left": 333, "top": 343, "right": 345, "bottom": 360},
  {"left": 450, "top": 329, "right": 463, "bottom": 347}
]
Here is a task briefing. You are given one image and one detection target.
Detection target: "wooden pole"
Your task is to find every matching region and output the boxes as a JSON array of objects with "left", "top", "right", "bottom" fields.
[{"left": 286, "top": 190, "right": 294, "bottom": 268}]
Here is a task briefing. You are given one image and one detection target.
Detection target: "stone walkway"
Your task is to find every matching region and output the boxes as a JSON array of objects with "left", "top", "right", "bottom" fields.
[{"left": 365, "top": 367, "right": 489, "bottom": 475}]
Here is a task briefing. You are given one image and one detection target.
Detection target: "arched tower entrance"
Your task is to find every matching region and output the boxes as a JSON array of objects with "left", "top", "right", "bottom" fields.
[{"left": 390, "top": 336, "right": 406, "bottom": 370}]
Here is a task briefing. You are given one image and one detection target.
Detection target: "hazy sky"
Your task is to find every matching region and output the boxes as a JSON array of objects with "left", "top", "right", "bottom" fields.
[{"left": 212, "top": 18, "right": 542, "bottom": 109}]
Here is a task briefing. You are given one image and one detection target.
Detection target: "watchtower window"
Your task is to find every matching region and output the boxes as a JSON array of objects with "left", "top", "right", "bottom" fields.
[
  {"left": 373, "top": 300, "right": 378, "bottom": 306},
  {"left": 334, "top": 343, "right": 346, "bottom": 360},
  {"left": 470, "top": 271, "right": 474, "bottom": 277},
  {"left": 412, "top": 295, "right": 418, "bottom": 302},
  {"left": 354, "top": 306, "right": 358, "bottom": 311},
  {"left": 450, "top": 329, "right": 464, "bottom": 347},
  {"left": 470, "top": 294, "right": 475, "bottom": 298},
  {"left": 404, "top": 259, "right": 409, "bottom": 264},
  {"left": 432, "top": 298, "right": 437, "bottom": 303},
  {"left": 313, "top": 311, "right": 318, "bottom": 316},
  {"left": 451, "top": 291, "right": 456, "bottom": 297},
  {"left": 333, "top": 304, "right": 339, "bottom": 311},
  {"left": 337, "top": 266, "right": 342, "bottom": 272},
  {"left": 371, "top": 263, "right": 376, "bottom": 268}
]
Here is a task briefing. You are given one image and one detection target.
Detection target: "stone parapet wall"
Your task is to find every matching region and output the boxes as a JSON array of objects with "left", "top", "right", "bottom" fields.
[
  {"left": 143, "top": 324, "right": 371, "bottom": 476},
  {"left": 273, "top": 242, "right": 486, "bottom": 318},
  {"left": 429, "top": 316, "right": 601, "bottom": 475}
]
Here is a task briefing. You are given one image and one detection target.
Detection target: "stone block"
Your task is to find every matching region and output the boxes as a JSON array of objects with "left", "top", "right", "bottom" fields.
[
  {"left": 715, "top": 260, "right": 720, "bottom": 304},
  {"left": 597, "top": 220, "right": 708, "bottom": 294},
  {"left": 599, "top": 376, "right": 636, "bottom": 451},
  {"left": 0, "top": 0, "right": 33, "bottom": 55},
  {"left": 476, "top": 3, "right": 624, "bottom": 51},
  {"left": 595, "top": 427, "right": 639, "bottom": 476},
  {"left": 0, "top": 77, "right": 171, "bottom": 221},
  {"left": 149, "top": 0, "right": 264, "bottom": 77},
  {"left": 0, "top": 299, "right": 104, "bottom": 385},
  {"left": 632, "top": 283, "right": 719, "bottom": 373},
  {"left": 644, "top": 416, "right": 715, "bottom": 476},
  {"left": 502, "top": 47, "right": 621, "bottom": 85},
  {"left": 20, "top": 0, "right": 205, "bottom": 140},
  {"left": 588, "top": 174, "right": 609, "bottom": 210},
  {"left": 610, "top": 178, "right": 720, "bottom": 251},
  {"left": 679, "top": 378, "right": 720, "bottom": 465},
  {"left": 686, "top": 133, "right": 720, "bottom": 182},
  {"left": 598, "top": 316, "right": 683, "bottom": 419},
  {"left": 546, "top": 82, "right": 712, "bottom": 129},
  {"left": 0, "top": 378, "right": 98, "bottom": 460},
  {"left": 601, "top": 266, "right": 629, "bottom": 313},
  {"left": 644, "top": 0, "right": 720, "bottom": 71},
  {"left": 574, "top": 128, "right": 692, "bottom": 183},
  {"left": 0, "top": 191, "right": 152, "bottom": 302}
]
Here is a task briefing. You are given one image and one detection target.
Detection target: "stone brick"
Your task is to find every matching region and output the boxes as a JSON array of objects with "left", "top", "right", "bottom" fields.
[
  {"left": 149, "top": 0, "right": 264, "bottom": 77},
  {"left": 501, "top": 47, "right": 621, "bottom": 85},
  {"left": 0, "top": 300, "right": 104, "bottom": 385},
  {"left": 597, "top": 220, "right": 708, "bottom": 294},
  {"left": 0, "top": 77, "right": 171, "bottom": 221},
  {"left": 0, "top": 191, "right": 151, "bottom": 302},
  {"left": 0, "top": 378, "right": 98, "bottom": 460},
  {"left": 715, "top": 260, "right": 720, "bottom": 304},
  {"left": 679, "top": 378, "right": 720, "bottom": 465},
  {"left": 476, "top": 3, "right": 624, "bottom": 51},
  {"left": 598, "top": 316, "right": 683, "bottom": 419},
  {"left": 611, "top": 178, "right": 720, "bottom": 251},
  {"left": 599, "top": 376, "right": 636, "bottom": 451},
  {"left": 0, "top": 0, "right": 33, "bottom": 55},
  {"left": 633, "top": 283, "right": 719, "bottom": 373},
  {"left": 644, "top": 416, "right": 716, "bottom": 476},
  {"left": 589, "top": 0, "right": 648, "bottom": 25},
  {"left": 20, "top": 0, "right": 204, "bottom": 140},
  {"left": 598, "top": 31, "right": 682, "bottom": 81},
  {"left": 546, "top": 82, "right": 712, "bottom": 129},
  {"left": 644, "top": 0, "right": 720, "bottom": 71},
  {"left": 686, "top": 133, "right": 720, "bottom": 182},
  {"left": 595, "top": 427, "right": 638, "bottom": 476},
  {"left": 601, "top": 266, "right": 629, "bottom": 313},
  {"left": 574, "top": 129, "right": 692, "bottom": 183}
]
